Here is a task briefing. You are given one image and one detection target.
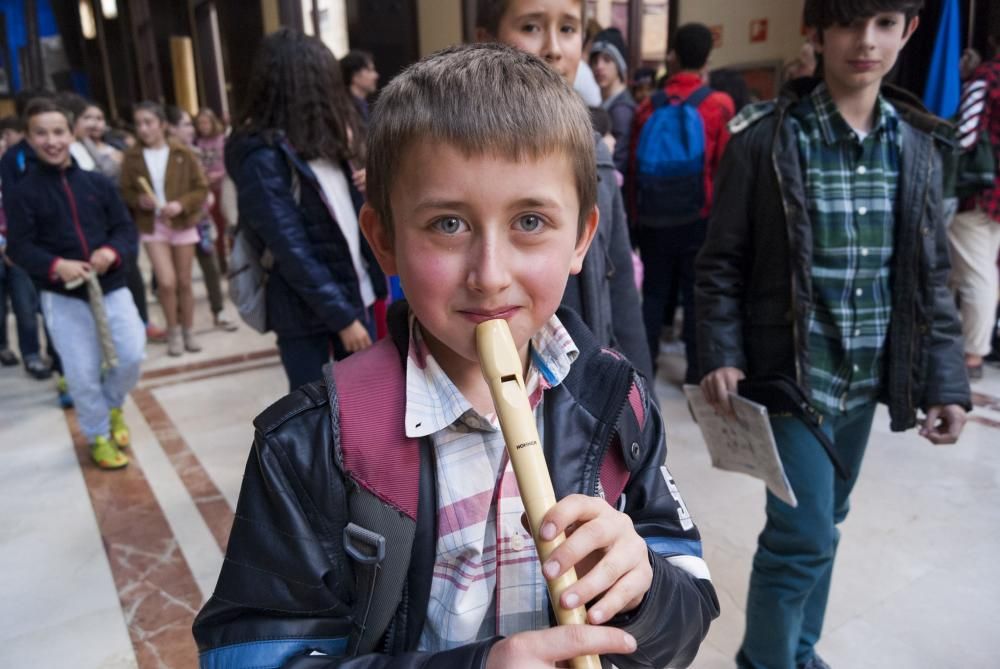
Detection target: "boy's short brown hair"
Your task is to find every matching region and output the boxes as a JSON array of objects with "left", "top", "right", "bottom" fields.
[
  {"left": 474, "top": 0, "right": 585, "bottom": 38},
  {"left": 23, "top": 99, "right": 73, "bottom": 127},
  {"left": 366, "top": 43, "right": 597, "bottom": 235}
]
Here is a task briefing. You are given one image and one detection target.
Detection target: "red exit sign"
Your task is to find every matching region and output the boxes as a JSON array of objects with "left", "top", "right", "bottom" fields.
[{"left": 750, "top": 18, "right": 769, "bottom": 43}]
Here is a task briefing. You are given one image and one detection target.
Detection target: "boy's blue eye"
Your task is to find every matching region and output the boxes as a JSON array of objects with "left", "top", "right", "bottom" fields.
[
  {"left": 433, "top": 217, "right": 467, "bottom": 234},
  {"left": 516, "top": 214, "right": 544, "bottom": 232}
]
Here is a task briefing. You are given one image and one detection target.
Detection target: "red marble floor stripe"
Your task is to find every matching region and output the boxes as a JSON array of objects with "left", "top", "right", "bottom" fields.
[
  {"left": 140, "top": 347, "right": 278, "bottom": 381},
  {"left": 64, "top": 408, "right": 201, "bottom": 669},
  {"left": 131, "top": 387, "right": 235, "bottom": 553},
  {"left": 971, "top": 391, "right": 1000, "bottom": 412},
  {"left": 969, "top": 415, "right": 1000, "bottom": 430},
  {"left": 141, "top": 360, "right": 283, "bottom": 392}
]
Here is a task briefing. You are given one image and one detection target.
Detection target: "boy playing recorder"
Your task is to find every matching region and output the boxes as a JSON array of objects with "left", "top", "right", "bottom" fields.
[{"left": 194, "top": 44, "right": 718, "bottom": 668}]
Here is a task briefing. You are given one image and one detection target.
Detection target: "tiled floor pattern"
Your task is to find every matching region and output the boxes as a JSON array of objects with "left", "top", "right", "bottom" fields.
[{"left": 2, "top": 300, "right": 999, "bottom": 667}]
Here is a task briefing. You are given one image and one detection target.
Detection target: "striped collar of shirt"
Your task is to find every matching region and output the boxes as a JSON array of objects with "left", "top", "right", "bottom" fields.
[
  {"left": 405, "top": 312, "right": 578, "bottom": 651},
  {"left": 404, "top": 313, "right": 578, "bottom": 437}
]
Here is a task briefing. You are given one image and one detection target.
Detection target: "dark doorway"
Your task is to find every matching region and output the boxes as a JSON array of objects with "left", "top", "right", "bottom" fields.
[{"left": 345, "top": 0, "right": 419, "bottom": 87}]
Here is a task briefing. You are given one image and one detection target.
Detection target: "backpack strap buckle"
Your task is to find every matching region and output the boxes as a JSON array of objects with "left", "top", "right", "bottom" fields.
[
  {"left": 344, "top": 522, "right": 386, "bottom": 656},
  {"left": 344, "top": 522, "right": 386, "bottom": 565}
]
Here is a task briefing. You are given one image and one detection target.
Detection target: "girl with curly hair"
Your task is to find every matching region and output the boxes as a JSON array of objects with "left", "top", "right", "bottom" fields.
[{"left": 225, "top": 28, "right": 385, "bottom": 389}]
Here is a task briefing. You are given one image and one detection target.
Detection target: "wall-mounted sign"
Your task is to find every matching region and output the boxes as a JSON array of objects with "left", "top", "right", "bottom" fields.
[
  {"left": 750, "top": 18, "right": 769, "bottom": 43},
  {"left": 710, "top": 24, "right": 723, "bottom": 48}
]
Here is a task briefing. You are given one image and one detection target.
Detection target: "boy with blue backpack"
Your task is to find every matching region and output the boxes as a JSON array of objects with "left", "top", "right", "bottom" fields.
[{"left": 631, "top": 23, "right": 734, "bottom": 384}]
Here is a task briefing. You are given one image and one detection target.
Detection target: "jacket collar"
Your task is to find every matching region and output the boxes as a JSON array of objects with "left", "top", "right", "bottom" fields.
[
  {"left": 778, "top": 77, "right": 952, "bottom": 145},
  {"left": 35, "top": 155, "right": 79, "bottom": 176}
]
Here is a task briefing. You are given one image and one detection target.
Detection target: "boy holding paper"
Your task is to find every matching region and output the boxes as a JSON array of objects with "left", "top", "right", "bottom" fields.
[{"left": 696, "top": 1, "right": 970, "bottom": 667}]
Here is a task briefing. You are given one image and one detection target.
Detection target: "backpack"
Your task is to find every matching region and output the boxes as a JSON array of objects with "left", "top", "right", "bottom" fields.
[
  {"left": 226, "top": 225, "right": 272, "bottom": 333},
  {"left": 955, "top": 130, "right": 997, "bottom": 200},
  {"left": 635, "top": 86, "right": 713, "bottom": 228},
  {"left": 226, "top": 159, "right": 299, "bottom": 333}
]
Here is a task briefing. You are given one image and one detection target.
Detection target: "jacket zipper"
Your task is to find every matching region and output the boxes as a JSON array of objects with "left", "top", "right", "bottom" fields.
[
  {"left": 589, "top": 372, "right": 632, "bottom": 498},
  {"left": 62, "top": 172, "right": 90, "bottom": 258},
  {"left": 770, "top": 103, "right": 804, "bottom": 387}
]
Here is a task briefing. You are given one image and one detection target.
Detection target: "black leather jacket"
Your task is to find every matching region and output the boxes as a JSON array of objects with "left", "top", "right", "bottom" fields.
[
  {"left": 193, "top": 306, "right": 718, "bottom": 668},
  {"left": 696, "top": 79, "right": 971, "bottom": 431},
  {"left": 225, "top": 132, "right": 386, "bottom": 338},
  {"left": 562, "top": 134, "right": 653, "bottom": 381}
]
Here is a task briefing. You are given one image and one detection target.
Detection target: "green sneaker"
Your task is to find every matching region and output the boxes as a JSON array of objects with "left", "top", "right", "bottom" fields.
[
  {"left": 91, "top": 435, "right": 129, "bottom": 470},
  {"left": 109, "top": 407, "right": 130, "bottom": 448},
  {"left": 56, "top": 376, "right": 74, "bottom": 409}
]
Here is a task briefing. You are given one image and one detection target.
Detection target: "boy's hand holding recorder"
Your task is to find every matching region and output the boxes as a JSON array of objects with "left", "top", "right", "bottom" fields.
[{"left": 478, "top": 319, "right": 649, "bottom": 668}]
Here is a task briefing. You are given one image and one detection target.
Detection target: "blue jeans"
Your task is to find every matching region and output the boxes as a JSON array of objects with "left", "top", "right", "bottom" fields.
[
  {"left": 738, "top": 404, "right": 876, "bottom": 669},
  {"left": 277, "top": 308, "right": 376, "bottom": 391},
  {"left": 40, "top": 288, "right": 146, "bottom": 441},
  {"left": 0, "top": 261, "right": 42, "bottom": 359}
]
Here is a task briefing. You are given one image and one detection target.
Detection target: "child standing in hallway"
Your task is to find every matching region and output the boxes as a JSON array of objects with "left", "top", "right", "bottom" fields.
[
  {"left": 7, "top": 100, "right": 145, "bottom": 469},
  {"left": 121, "top": 102, "right": 209, "bottom": 357},
  {"left": 696, "top": 2, "right": 970, "bottom": 667}
]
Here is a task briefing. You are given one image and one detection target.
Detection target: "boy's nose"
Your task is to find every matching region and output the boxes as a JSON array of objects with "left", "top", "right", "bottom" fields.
[
  {"left": 542, "top": 26, "right": 563, "bottom": 62},
  {"left": 467, "top": 237, "right": 512, "bottom": 294},
  {"left": 858, "top": 20, "right": 879, "bottom": 48}
]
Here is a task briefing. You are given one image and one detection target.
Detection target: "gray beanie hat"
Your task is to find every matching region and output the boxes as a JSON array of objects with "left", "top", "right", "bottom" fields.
[{"left": 589, "top": 28, "right": 628, "bottom": 80}]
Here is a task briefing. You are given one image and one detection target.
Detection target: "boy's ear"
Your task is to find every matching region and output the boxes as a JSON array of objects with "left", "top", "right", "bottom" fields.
[
  {"left": 902, "top": 15, "right": 919, "bottom": 43},
  {"left": 807, "top": 27, "right": 822, "bottom": 53},
  {"left": 569, "top": 205, "right": 599, "bottom": 275},
  {"left": 474, "top": 26, "right": 494, "bottom": 43},
  {"left": 358, "top": 203, "right": 398, "bottom": 276}
]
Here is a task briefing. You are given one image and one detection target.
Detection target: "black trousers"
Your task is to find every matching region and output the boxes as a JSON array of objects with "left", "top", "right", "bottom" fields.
[{"left": 638, "top": 220, "right": 706, "bottom": 384}]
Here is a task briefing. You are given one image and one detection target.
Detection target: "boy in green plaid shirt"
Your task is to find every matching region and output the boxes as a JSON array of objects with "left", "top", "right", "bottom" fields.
[{"left": 695, "top": 1, "right": 971, "bottom": 667}]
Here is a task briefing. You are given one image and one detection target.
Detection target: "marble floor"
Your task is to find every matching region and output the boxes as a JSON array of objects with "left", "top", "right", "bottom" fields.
[{"left": 2, "top": 281, "right": 999, "bottom": 668}]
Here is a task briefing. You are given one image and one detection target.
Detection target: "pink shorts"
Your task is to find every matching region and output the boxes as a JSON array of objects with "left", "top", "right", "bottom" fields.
[{"left": 141, "top": 217, "right": 200, "bottom": 246}]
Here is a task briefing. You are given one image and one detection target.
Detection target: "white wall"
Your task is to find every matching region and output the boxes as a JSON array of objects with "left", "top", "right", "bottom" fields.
[{"left": 679, "top": 0, "right": 806, "bottom": 69}]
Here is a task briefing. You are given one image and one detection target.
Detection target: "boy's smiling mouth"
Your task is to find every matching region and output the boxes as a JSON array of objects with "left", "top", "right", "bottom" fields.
[
  {"left": 847, "top": 59, "right": 879, "bottom": 71},
  {"left": 458, "top": 306, "right": 523, "bottom": 324}
]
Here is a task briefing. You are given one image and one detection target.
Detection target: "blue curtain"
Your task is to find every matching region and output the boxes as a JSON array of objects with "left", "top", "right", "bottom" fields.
[
  {"left": 922, "top": 0, "right": 962, "bottom": 118},
  {"left": 1, "top": 0, "right": 58, "bottom": 92}
]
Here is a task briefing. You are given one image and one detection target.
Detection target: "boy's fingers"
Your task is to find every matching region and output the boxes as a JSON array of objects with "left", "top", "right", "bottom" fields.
[
  {"left": 561, "top": 543, "right": 640, "bottom": 611},
  {"left": 541, "top": 495, "right": 605, "bottom": 540},
  {"left": 586, "top": 567, "right": 651, "bottom": 624},
  {"left": 708, "top": 374, "right": 730, "bottom": 414},
  {"left": 521, "top": 625, "right": 636, "bottom": 662}
]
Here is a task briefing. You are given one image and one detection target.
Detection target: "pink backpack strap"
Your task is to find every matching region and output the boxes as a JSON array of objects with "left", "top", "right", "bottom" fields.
[
  {"left": 597, "top": 375, "right": 648, "bottom": 507},
  {"left": 332, "top": 337, "right": 420, "bottom": 520}
]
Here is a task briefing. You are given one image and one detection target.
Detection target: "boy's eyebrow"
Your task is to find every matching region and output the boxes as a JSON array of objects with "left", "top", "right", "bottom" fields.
[
  {"left": 509, "top": 11, "right": 581, "bottom": 26},
  {"left": 412, "top": 196, "right": 565, "bottom": 213},
  {"left": 412, "top": 198, "right": 472, "bottom": 213}
]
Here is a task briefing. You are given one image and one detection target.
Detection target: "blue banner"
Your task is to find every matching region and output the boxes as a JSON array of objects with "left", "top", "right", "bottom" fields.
[{"left": 923, "top": 0, "right": 962, "bottom": 118}]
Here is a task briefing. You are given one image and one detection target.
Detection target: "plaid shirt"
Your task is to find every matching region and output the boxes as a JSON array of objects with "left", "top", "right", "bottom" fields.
[
  {"left": 406, "top": 313, "right": 578, "bottom": 652},
  {"left": 961, "top": 57, "right": 1000, "bottom": 220},
  {"left": 791, "top": 83, "right": 900, "bottom": 414}
]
